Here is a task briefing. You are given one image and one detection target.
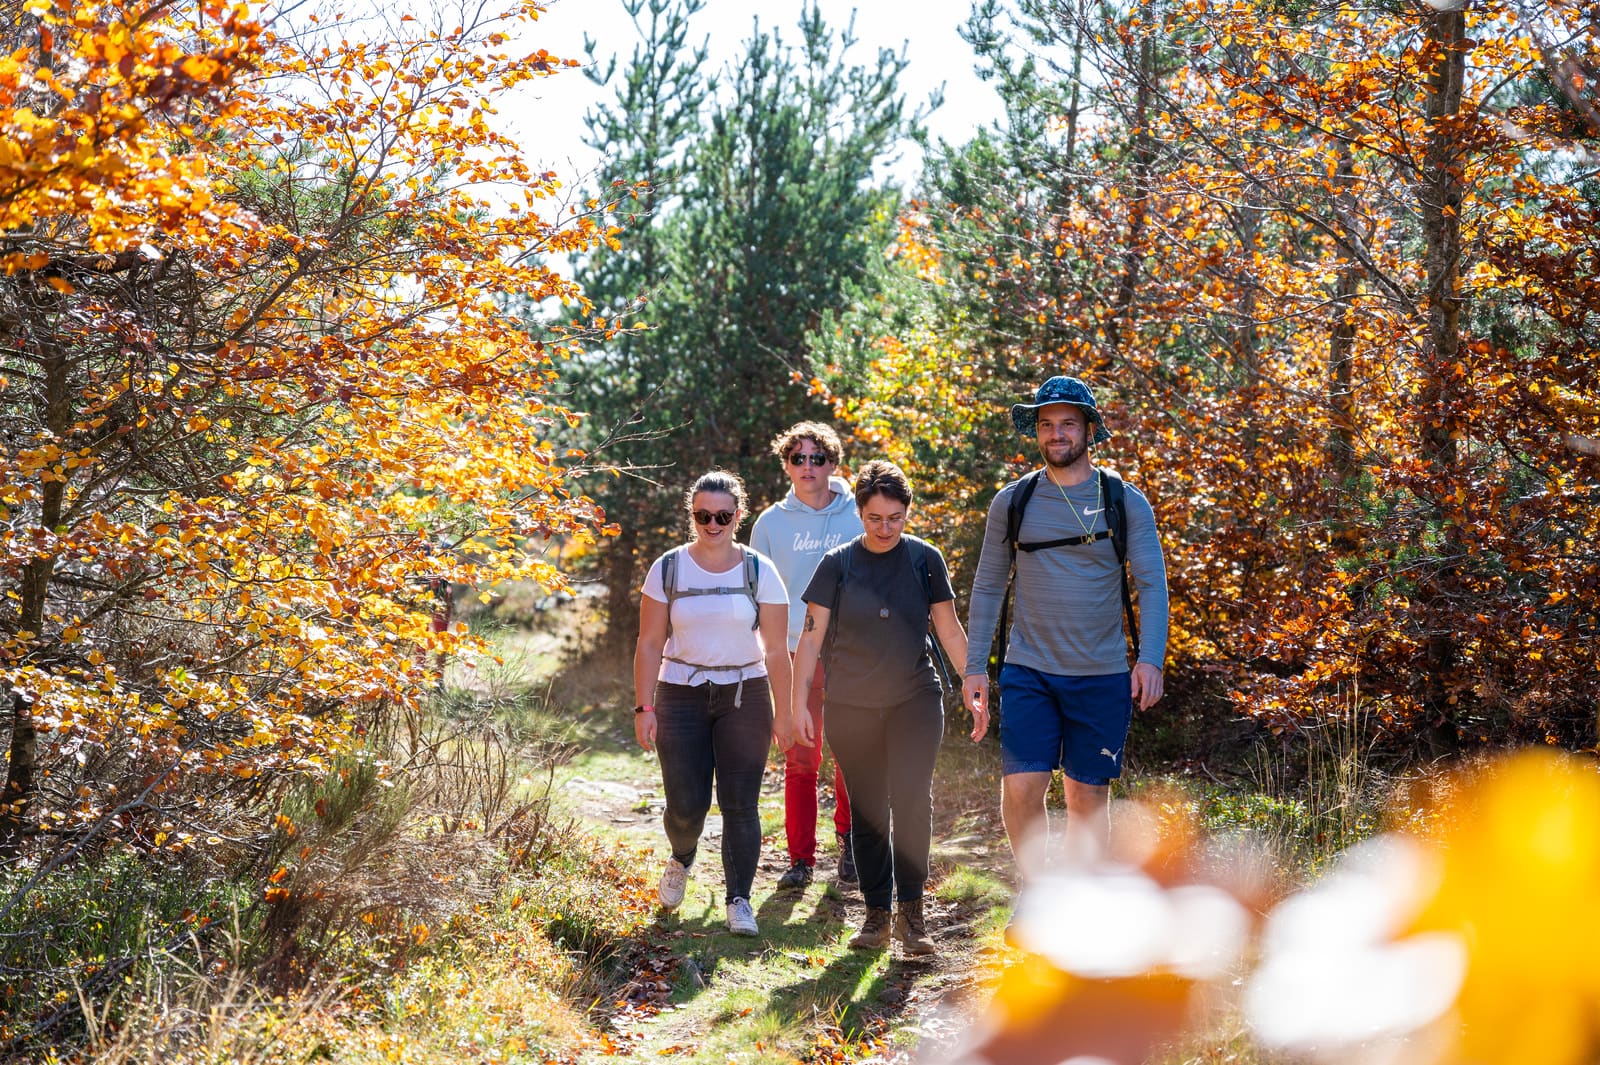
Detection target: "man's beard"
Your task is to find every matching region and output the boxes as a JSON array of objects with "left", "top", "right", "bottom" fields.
[{"left": 1042, "top": 438, "right": 1088, "bottom": 470}]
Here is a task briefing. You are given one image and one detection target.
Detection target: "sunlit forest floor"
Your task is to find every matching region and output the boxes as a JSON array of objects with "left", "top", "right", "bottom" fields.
[{"left": 17, "top": 588, "right": 1406, "bottom": 1064}]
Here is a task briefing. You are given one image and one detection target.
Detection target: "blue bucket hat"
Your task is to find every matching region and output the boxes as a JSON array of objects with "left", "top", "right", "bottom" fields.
[{"left": 1010, "top": 376, "right": 1111, "bottom": 443}]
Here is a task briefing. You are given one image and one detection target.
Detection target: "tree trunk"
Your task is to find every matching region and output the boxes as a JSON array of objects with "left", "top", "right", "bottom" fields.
[
  {"left": 603, "top": 523, "right": 641, "bottom": 653},
  {"left": 1416, "top": 6, "right": 1467, "bottom": 751},
  {"left": 1061, "top": 0, "right": 1087, "bottom": 166},
  {"left": 0, "top": 331, "right": 68, "bottom": 856},
  {"left": 1106, "top": 33, "right": 1155, "bottom": 356},
  {"left": 1326, "top": 143, "right": 1361, "bottom": 479}
]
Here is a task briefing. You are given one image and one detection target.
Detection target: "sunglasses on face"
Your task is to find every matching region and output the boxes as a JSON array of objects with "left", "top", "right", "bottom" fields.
[
  {"left": 787, "top": 452, "right": 830, "bottom": 467},
  {"left": 693, "top": 509, "right": 736, "bottom": 527}
]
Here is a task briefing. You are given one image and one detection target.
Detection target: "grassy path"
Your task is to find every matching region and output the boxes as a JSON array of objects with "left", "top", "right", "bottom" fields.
[{"left": 548, "top": 676, "right": 1017, "bottom": 1065}]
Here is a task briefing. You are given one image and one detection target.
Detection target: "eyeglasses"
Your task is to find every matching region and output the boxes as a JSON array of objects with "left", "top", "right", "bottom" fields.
[
  {"left": 787, "top": 452, "right": 830, "bottom": 467},
  {"left": 693, "top": 509, "right": 735, "bottom": 527}
]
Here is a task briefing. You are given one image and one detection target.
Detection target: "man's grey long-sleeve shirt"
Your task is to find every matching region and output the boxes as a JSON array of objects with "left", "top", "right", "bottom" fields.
[{"left": 963, "top": 469, "right": 1169, "bottom": 677}]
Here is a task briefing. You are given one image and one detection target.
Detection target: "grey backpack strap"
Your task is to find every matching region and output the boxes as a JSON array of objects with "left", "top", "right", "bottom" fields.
[
  {"left": 661, "top": 546, "right": 684, "bottom": 642},
  {"left": 742, "top": 547, "right": 761, "bottom": 630},
  {"left": 660, "top": 545, "right": 764, "bottom": 705},
  {"left": 662, "top": 545, "right": 762, "bottom": 639}
]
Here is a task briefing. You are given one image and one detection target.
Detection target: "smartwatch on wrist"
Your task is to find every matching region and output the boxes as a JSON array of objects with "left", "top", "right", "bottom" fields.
[{"left": 633, "top": 704, "right": 655, "bottom": 715}]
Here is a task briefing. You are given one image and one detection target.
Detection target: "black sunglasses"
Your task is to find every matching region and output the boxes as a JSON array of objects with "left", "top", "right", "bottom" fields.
[
  {"left": 787, "top": 452, "right": 830, "bottom": 467},
  {"left": 693, "top": 509, "right": 735, "bottom": 527}
]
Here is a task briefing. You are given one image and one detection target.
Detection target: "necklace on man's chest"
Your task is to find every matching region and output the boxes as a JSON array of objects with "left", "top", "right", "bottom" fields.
[{"left": 1049, "top": 468, "right": 1100, "bottom": 538}]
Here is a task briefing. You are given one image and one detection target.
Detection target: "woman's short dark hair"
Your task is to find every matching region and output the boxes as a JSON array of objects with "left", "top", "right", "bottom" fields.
[
  {"left": 768, "top": 421, "right": 843, "bottom": 466},
  {"left": 852, "top": 460, "right": 912, "bottom": 510},
  {"left": 684, "top": 469, "right": 748, "bottom": 524}
]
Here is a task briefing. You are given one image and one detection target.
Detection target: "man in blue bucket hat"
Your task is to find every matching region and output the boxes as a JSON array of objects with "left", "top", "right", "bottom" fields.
[{"left": 960, "top": 375, "right": 1169, "bottom": 887}]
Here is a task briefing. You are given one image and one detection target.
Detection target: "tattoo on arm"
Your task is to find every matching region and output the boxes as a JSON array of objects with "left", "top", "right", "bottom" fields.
[{"left": 803, "top": 613, "right": 816, "bottom": 632}]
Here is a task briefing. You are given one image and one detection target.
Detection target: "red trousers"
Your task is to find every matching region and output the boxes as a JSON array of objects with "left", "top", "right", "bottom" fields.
[{"left": 784, "top": 657, "right": 851, "bottom": 865}]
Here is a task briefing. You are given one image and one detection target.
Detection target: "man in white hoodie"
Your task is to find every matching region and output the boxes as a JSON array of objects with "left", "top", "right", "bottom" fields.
[{"left": 750, "top": 422, "right": 864, "bottom": 889}]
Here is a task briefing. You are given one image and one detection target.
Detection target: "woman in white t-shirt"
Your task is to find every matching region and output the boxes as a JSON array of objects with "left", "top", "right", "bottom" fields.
[{"left": 633, "top": 470, "right": 794, "bottom": 937}]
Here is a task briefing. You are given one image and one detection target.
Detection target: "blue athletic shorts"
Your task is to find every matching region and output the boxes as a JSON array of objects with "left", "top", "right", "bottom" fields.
[{"left": 998, "top": 663, "right": 1132, "bottom": 785}]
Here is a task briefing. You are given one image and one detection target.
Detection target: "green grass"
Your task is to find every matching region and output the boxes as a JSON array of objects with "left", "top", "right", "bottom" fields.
[
  {"left": 931, "top": 865, "right": 1010, "bottom": 907},
  {"left": 0, "top": 849, "right": 262, "bottom": 1049},
  {"left": 633, "top": 879, "right": 898, "bottom": 1063}
]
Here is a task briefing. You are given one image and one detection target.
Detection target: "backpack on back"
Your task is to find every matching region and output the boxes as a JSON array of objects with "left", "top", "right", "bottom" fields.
[
  {"left": 994, "top": 467, "right": 1139, "bottom": 676},
  {"left": 825, "top": 535, "right": 956, "bottom": 691},
  {"left": 660, "top": 545, "right": 762, "bottom": 640},
  {"left": 657, "top": 545, "right": 764, "bottom": 701}
]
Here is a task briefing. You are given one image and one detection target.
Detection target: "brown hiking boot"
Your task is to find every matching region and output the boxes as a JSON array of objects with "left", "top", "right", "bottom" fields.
[
  {"left": 848, "top": 906, "right": 893, "bottom": 950},
  {"left": 894, "top": 897, "right": 936, "bottom": 956}
]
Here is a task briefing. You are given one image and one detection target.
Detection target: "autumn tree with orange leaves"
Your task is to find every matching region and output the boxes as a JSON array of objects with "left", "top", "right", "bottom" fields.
[
  {"left": 820, "top": 0, "right": 1600, "bottom": 751},
  {"left": 0, "top": 0, "right": 612, "bottom": 872}
]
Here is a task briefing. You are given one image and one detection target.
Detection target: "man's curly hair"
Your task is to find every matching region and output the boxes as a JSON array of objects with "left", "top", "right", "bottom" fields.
[{"left": 767, "top": 421, "right": 843, "bottom": 466}]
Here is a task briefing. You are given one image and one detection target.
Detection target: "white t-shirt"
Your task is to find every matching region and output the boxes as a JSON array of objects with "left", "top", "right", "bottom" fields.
[{"left": 642, "top": 546, "right": 788, "bottom": 685}]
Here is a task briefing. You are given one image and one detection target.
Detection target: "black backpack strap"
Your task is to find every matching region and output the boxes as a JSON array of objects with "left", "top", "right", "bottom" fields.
[
  {"left": 908, "top": 536, "right": 956, "bottom": 692},
  {"left": 824, "top": 538, "right": 857, "bottom": 660},
  {"left": 906, "top": 534, "right": 932, "bottom": 600},
  {"left": 1004, "top": 471, "right": 1043, "bottom": 558},
  {"left": 995, "top": 473, "right": 1041, "bottom": 678},
  {"left": 1017, "top": 529, "right": 1110, "bottom": 552},
  {"left": 996, "top": 468, "right": 1140, "bottom": 668},
  {"left": 1099, "top": 469, "right": 1139, "bottom": 661}
]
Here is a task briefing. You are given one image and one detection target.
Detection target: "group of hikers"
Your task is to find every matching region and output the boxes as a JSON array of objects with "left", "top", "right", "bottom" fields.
[{"left": 630, "top": 376, "right": 1170, "bottom": 955}]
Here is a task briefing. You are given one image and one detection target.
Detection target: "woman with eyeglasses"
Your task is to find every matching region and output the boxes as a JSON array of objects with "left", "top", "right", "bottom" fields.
[
  {"left": 634, "top": 470, "right": 793, "bottom": 937},
  {"left": 791, "top": 460, "right": 985, "bottom": 956}
]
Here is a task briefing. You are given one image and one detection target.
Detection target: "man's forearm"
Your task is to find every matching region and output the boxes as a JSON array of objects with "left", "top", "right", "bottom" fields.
[{"left": 964, "top": 575, "right": 1005, "bottom": 676}]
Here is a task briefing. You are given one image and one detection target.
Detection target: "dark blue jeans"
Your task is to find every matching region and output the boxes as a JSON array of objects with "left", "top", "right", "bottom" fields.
[
  {"left": 653, "top": 678, "right": 772, "bottom": 903},
  {"left": 824, "top": 689, "right": 944, "bottom": 910}
]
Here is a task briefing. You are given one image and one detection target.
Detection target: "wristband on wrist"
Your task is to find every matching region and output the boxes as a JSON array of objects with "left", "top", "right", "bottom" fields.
[{"left": 633, "top": 704, "right": 655, "bottom": 715}]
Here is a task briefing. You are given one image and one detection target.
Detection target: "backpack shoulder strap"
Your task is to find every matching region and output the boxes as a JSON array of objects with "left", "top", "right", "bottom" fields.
[
  {"left": 837, "top": 539, "right": 857, "bottom": 599},
  {"left": 904, "top": 535, "right": 955, "bottom": 691},
  {"left": 1100, "top": 468, "right": 1129, "bottom": 565},
  {"left": 905, "top": 534, "right": 933, "bottom": 602},
  {"left": 995, "top": 475, "right": 1040, "bottom": 680},
  {"left": 661, "top": 546, "right": 684, "bottom": 640},
  {"left": 1096, "top": 468, "right": 1139, "bottom": 660},
  {"left": 824, "top": 538, "right": 858, "bottom": 658},
  {"left": 740, "top": 545, "right": 761, "bottom": 630},
  {"left": 1004, "top": 471, "right": 1044, "bottom": 559}
]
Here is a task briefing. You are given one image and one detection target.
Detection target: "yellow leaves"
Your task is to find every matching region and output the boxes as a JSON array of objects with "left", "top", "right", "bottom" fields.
[
  {"left": 0, "top": 0, "right": 606, "bottom": 856},
  {"left": 0, "top": 251, "right": 50, "bottom": 272},
  {"left": 1259, "top": 752, "right": 1600, "bottom": 1065}
]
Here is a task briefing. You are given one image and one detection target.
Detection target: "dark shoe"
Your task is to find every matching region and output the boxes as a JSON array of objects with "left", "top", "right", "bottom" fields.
[
  {"left": 836, "top": 831, "right": 858, "bottom": 885},
  {"left": 894, "top": 897, "right": 936, "bottom": 956},
  {"left": 849, "top": 906, "right": 893, "bottom": 950},
  {"left": 776, "top": 860, "right": 813, "bottom": 891}
]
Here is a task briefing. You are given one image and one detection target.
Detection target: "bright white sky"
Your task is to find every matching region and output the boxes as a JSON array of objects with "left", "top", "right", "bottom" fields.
[{"left": 502, "top": 0, "right": 1007, "bottom": 191}]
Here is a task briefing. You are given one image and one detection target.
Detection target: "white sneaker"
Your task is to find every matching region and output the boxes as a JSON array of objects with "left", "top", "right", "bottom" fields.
[
  {"left": 725, "top": 896, "right": 758, "bottom": 936},
  {"left": 658, "top": 857, "right": 689, "bottom": 910}
]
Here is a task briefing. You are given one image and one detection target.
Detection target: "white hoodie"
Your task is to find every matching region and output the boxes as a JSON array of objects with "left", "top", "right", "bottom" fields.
[{"left": 749, "top": 475, "right": 863, "bottom": 650}]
